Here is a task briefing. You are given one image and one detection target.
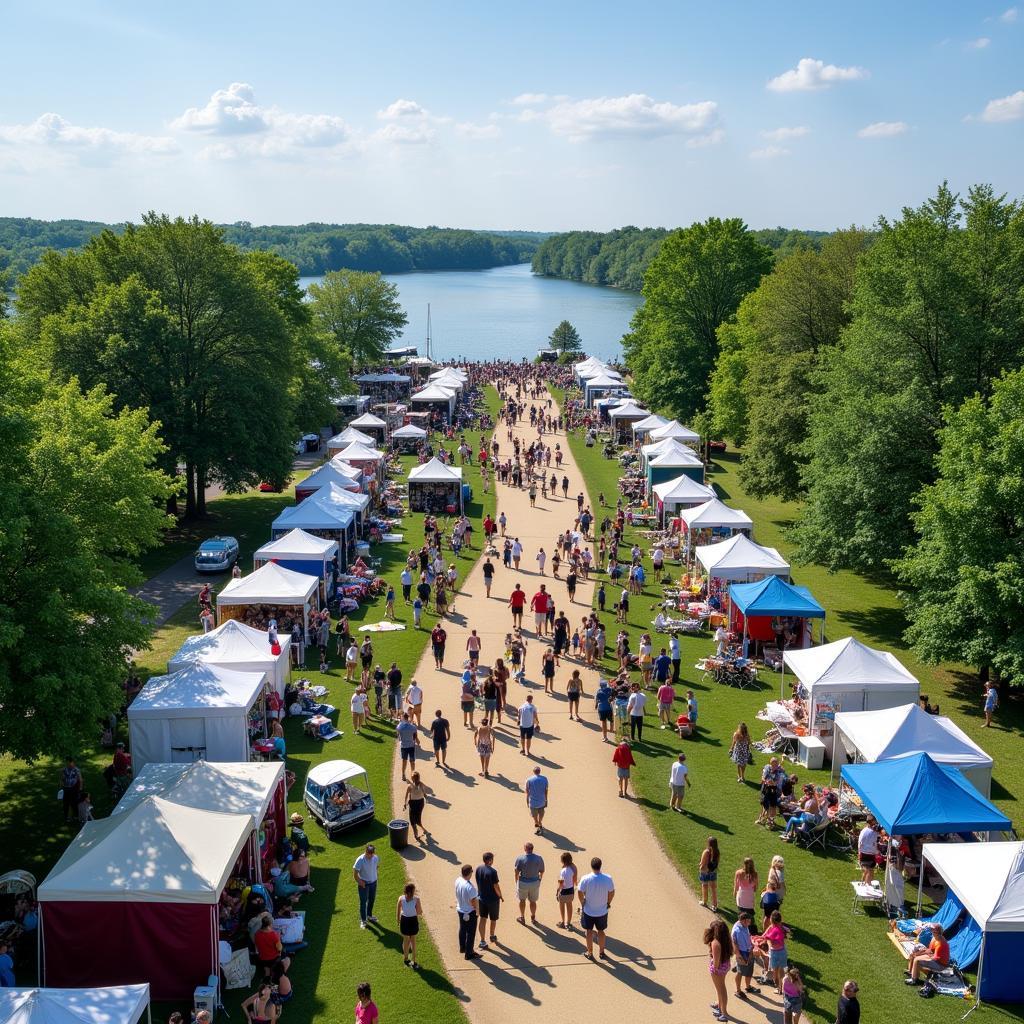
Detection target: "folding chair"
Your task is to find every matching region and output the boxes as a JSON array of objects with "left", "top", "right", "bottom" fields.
[{"left": 794, "top": 816, "right": 830, "bottom": 852}]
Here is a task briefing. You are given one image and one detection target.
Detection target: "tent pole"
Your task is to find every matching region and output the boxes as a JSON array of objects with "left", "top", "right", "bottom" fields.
[
  {"left": 962, "top": 932, "right": 985, "bottom": 1019},
  {"left": 916, "top": 850, "right": 925, "bottom": 918}
]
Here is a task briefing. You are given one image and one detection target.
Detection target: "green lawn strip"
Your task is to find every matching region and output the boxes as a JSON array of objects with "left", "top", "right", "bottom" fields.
[
  {"left": 0, "top": 389, "right": 499, "bottom": 1024},
  {"left": 555, "top": 384, "right": 1024, "bottom": 1024}
]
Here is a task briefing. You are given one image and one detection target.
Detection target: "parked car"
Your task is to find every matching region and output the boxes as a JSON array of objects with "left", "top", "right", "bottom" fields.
[
  {"left": 304, "top": 760, "right": 375, "bottom": 836},
  {"left": 708, "top": 440, "right": 727, "bottom": 454},
  {"left": 302, "top": 433, "right": 321, "bottom": 453},
  {"left": 194, "top": 535, "right": 240, "bottom": 573}
]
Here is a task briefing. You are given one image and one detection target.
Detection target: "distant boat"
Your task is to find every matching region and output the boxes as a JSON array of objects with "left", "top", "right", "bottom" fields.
[
  {"left": 536, "top": 348, "right": 558, "bottom": 362},
  {"left": 386, "top": 345, "right": 418, "bottom": 360}
]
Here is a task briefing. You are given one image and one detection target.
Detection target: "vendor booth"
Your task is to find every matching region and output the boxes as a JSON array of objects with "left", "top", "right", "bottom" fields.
[
  {"left": 696, "top": 533, "right": 790, "bottom": 612},
  {"left": 334, "top": 394, "right": 370, "bottom": 419},
  {"left": 296, "top": 458, "right": 362, "bottom": 498},
  {"left": 271, "top": 498, "right": 356, "bottom": 563},
  {"left": 325, "top": 426, "right": 374, "bottom": 452},
  {"left": 583, "top": 373, "right": 628, "bottom": 407},
  {"left": 833, "top": 703, "right": 993, "bottom": 795},
  {"left": 113, "top": 760, "right": 287, "bottom": 882},
  {"left": 918, "top": 841, "right": 1024, "bottom": 1005},
  {"left": 307, "top": 479, "right": 370, "bottom": 534},
  {"left": 408, "top": 457, "right": 464, "bottom": 513},
  {"left": 428, "top": 369, "right": 466, "bottom": 393},
  {"left": 254, "top": 528, "right": 338, "bottom": 588},
  {"left": 728, "top": 575, "right": 825, "bottom": 662},
  {"left": 652, "top": 474, "right": 716, "bottom": 523},
  {"left": 169, "top": 619, "right": 291, "bottom": 698},
  {"left": 331, "top": 441, "right": 385, "bottom": 483},
  {"left": 608, "top": 401, "right": 651, "bottom": 441},
  {"left": 681, "top": 498, "right": 753, "bottom": 554},
  {"left": 631, "top": 414, "right": 669, "bottom": 440},
  {"left": 574, "top": 357, "right": 608, "bottom": 382},
  {"left": 38, "top": 797, "right": 253, "bottom": 999},
  {"left": 216, "top": 561, "right": 319, "bottom": 629},
  {"left": 0, "top": 986, "right": 151, "bottom": 1024},
  {"left": 348, "top": 412, "right": 387, "bottom": 444},
  {"left": 649, "top": 419, "right": 701, "bottom": 447},
  {"left": 392, "top": 422, "right": 428, "bottom": 451},
  {"left": 128, "top": 664, "right": 271, "bottom": 769},
  {"left": 784, "top": 637, "right": 919, "bottom": 740},
  {"left": 646, "top": 444, "right": 706, "bottom": 490},
  {"left": 353, "top": 372, "right": 412, "bottom": 398},
  {"left": 410, "top": 384, "right": 456, "bottom": 422}
]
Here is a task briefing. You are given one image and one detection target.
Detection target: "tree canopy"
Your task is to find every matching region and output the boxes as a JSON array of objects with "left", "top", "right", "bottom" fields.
[
  {"left": 307, "top": 269, "right": 408, "bottom": 365},
  {"left": 894, "top": 367, "right": 1024, "bottom": 687},
  {"left": 548, "top": 320, "right": 583, "bottom": 354},
  {"left": 621, "top": 218, "right": 773, "bottom": 422},
  {"left": 0, "top": 329, "right": 174, "bottom": 760}
]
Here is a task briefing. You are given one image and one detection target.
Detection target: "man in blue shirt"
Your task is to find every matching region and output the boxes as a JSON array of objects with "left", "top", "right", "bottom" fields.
[
  {"left": 653, "top": 648, "right": 672, "bottom": 685},
  {"left": 595, "top": 681, "right": 614, "bottom": 742},
  {"left": 525, "top": 766, "right": 549, "bottom": 835},
  {"left": 396, "top": 713, "right": 419, "bottom": 782},
  {"left": 514, "top": 842, "right": 545, "bottom": 925}
]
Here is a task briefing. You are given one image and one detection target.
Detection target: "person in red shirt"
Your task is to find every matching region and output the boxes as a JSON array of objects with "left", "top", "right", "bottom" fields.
[
  {"left": 253, "top": 915, "right": 285, "bottom": 976},
  {"left": 906, "top": 922, "right": 950, "bottom": 984},
  {"left": 530, "top": 585, "right": 549, "bottom": 636},
  {"left": 611, "top": 740, "right": 636, "bottom": 799},
  {"left": 508, "top": 584, "right": 526, "bottom": 628}
]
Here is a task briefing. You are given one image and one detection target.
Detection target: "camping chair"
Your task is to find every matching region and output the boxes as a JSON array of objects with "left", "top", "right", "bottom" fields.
[
  {"left": 794, "top": 816, "right": 831, "bottom": 852},
  {"left": 921, "top": 916, "right": 983, "bottom": 993}
]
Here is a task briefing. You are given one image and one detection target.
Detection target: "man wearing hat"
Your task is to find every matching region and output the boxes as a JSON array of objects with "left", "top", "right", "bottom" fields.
[
  {"left": 731, "top": 910, "right": 759, "bottom": 998},
  {"left": 290, "top": 813, "right": 309, "bottom": 854}
]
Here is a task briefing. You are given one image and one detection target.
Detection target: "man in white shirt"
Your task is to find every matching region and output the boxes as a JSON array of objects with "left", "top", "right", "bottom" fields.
[
  {"left": 405, "top": 681, "right": 424, "bottom": 727},
  {"left": 400, "top": 567, "right": 413, "bottom": 603},
  {"left": 626, "top": 684, "right": 646, "bottom": 742},
  {"left": 353, "top": 844, "right": 380, "bottom": 928},
  {"left": 670, "top": 633, "right": 681, "bottom": 684},
  {"left": 577, "top": 857, "right": 615, "bottom": 959},
  {"left": 715, "top": 624, "right": 728, "bottom": 656},
  {"left": 454, "top": 863, "right": 481, "bottom": 961},
  {"left": 517, "top": 695, "right": 540, "bottom": 756},
  {"left": 857, "top": 817, "right": 880, "bottom": 884},
  {"left": 669, "top": 752, "right": 691, "bottom": 813}
]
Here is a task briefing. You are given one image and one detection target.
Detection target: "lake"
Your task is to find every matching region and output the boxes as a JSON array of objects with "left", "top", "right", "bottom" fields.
[{"left": 299, "top": 263, "right": 641, "bottom": 362}]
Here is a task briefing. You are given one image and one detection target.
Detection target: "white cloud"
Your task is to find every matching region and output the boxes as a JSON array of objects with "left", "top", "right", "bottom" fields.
[
  {"left": 377, "top": 98, "right": 429, "bottom": 120},
  {"left": 761, "top": 125, "right": 811, "bottom": 141},
  {"left": 767, "top": 58, "right": 868, "bottom": 92},
  {"left": 857, "top": 120, "right": 909, "bottom": 138},
  {"left": 532, "top": 93, "right": 719, "bottom": 142},
  {"left": 373, "top": 122, "right": 435, "bottom": 145},
  {"left": 687, "top": 128, "right": 725, "bottom": 148},
  {"left": 1000, "top": 6, "right": 1018, "bottom": 21},
  {"left": 750, "top": 145, "right": 789, "bottom": 160},
  {"left": 967, "top": 36, "right": 991, "bottom": 48},
  {"left": 0, "top": 112, "right": 176, "bottom": 155},
  {"left": 171, "top": 82, "right": 268, "bottom": 135},
  {"left": 510, "top": 93, "right": 550, "bottom": 106},
  {"left": 372, "top": 98, "right": 450, "bottom": 145},
  {"left": 455, "top": 121, "right": 501, "bottom": 140},
  {"left": 980, "top": 89, "right": 1024, "bottom": 121}
]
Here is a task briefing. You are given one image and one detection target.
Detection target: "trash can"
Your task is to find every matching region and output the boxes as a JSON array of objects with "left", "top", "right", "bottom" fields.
[
  {"left": 388, "top": 818, "right": 409, "bottom": 851},
  {"left": 462, "top": 483, "right": 473, "bottom": 506}
]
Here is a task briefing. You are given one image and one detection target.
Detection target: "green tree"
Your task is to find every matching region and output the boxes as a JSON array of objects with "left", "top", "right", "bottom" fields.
[
  {"left": 894, "top": 368, "right": 1024, "bottom": 688},
  {"left": 705, "top": 319, "right": 749, "bottom": 445},
  {"left": 0, "top": 330, "right": 174, "bottom": 760},
  {"left": 549, "top": 319, "right": 583, "bottom": 354},
  {"left": 622, "top": 218, "right": 773, "bottom": 421},
  {"left": 307, "top": 269, "right": 408, "bottom": 365},
  {"left": 792, "top": 184, "right": 1024, "bottom": 570},
  {"left": 19, "top": 214, "right": 315, "bottom": 518}
]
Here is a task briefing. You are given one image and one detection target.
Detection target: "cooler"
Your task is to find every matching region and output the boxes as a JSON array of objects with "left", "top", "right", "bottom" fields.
[{"left": 797, "top": 735, "right": 826, "bottom": 771}]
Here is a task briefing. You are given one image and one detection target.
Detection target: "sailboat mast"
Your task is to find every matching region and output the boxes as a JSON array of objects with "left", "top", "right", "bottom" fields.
[{"left": 425, "top": 303, "right": 432, "bottom": 361}]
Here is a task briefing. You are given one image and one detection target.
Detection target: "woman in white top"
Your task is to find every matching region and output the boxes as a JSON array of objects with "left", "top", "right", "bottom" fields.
[
  {"left": 350, "top": 688, "right": 368, "bottom": 735},
  {"left": 396, "top": 881, "right": 422, "bottom": 968},
  {"left": 536, "top": 548, "right": 547, "bottom": 574},
  {"left": 555, "top": 851, "right": 578, "bottom": 929}
]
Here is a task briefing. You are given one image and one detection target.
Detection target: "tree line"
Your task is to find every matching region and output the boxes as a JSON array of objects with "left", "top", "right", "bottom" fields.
[
  {"left": 0, "top": 216, "right": 545, "bottom": 280},
  {"left": 531, "top": 225, "right": 829, "bottom": 291},
  {"left": 0, "top": 213, "right": 418, "bottom": 761},
  {"left": 620, "top": 184, "right": 1024, "bottom": 690}
]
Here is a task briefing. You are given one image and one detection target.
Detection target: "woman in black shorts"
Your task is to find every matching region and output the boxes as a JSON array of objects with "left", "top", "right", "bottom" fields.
[{"left": 397, "top": 881, "right": 422, "bottom": 968}]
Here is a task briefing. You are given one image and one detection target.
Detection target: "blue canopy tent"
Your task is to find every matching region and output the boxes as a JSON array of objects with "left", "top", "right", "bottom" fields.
[
  {"left": 271, "top": 500, "right": 355, "bottom": 569},
  {"left": 729, "top": 576, "right": 826, "bottom": 684}
]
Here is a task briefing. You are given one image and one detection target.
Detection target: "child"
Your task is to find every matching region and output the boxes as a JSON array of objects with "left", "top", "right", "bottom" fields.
[
  {"left": 412, "top": 595, "right": 423, "bottom": 628},
  {"left": 782, "top": 967, "right": 804, "bottom": 1024},
  {"left": 686, "top": 690, "right": 698, "bottom": 732},
  {"left": 355, "top": 981, "right": 378, "bottom": 1024},
  {"left": 571, "top": 628, "right": 581, "bottom": 658},
  {"left": 385, "top": 585, "right": 396, "bottom": 620}
]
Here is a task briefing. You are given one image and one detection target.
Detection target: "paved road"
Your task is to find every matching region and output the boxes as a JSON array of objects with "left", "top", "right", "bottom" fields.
[
  {"left": 132, "top": 452, "right": 324, "bottom": 626},
  {"left": 388, "top": 398, "right": 769, "bottom": 1023}
]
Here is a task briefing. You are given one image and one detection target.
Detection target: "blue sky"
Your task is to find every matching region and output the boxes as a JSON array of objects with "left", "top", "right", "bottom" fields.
[{"left": 1, "top": 0, "right": 1021, "bottom": 230}]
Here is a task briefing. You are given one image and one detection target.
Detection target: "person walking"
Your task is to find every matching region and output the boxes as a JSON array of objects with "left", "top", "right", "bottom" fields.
[
  {"left": 466, "top": 629, "right": 482, "bottom": 670},
  {"left": 525, "top": 765, "right": 549, "bottom": 835},
  {"left": 565, "top": 567, "right": 577, "bottom": 603},
  {"left": 475, "top": 852, "right": 504, "bottom": 948},
  {"left": 782, "top": 967, "right": 805, "bottom": 1024},
  {"left": 498, "top": 511, "right": 507, "bottom": 537},
  {"left": 508, "top": 583, "right": 526, "bottom": 629},
  {"left": 670, "top": 633, "right": 681, "bottom": 685},
  {"left": 540, "top": 649, "right": 556, "bottom": 694},
  {"left": 530, "top": 585, "right": 549, "bottom": 635},
  {"left": 577, "top": 857, "right": 615, "bottom": 961},
  {"left": 705, "top": 918, "right": 733, "bottom": 1023},
  {"left": 430, "top": 709, "right": 451, "bottom": 769},
  {"left": 699, "top": 836, "right": 721, "bottom": 911},
  {"left": 669, "top": 752, "right": 691, "bottom": 813},
  {"left": 60, "top": 757, "right": 83, "bottom": 825},
  {"left": 517, "top": 694, "right": 540, "bottom": 755},
  {"left": 626, "top": 683, "right": 646, "bottom": 741},
  {"left": 430, "top": 623, "right": 447, "bottom": 670},
  {"left": 474, "top": 719, "right": 496, "bottom": 777},
  {"left": 555, "top": 851, "right": 578, "bottom": 929},
  {"left": 729, "top": 723, "right": 752, "bottom": 783},
  {"left": 536, "top": 547, "right": 546, "bottom": 575},
  {"left": 345, "top": 641, "right": 359, "bottom": 682},
  {"left": 566, "top": 669, "right": 583, "bottom": 721},
  {"left": 403, "top": 772, "right": 433, "bottom": 843},
  {"left": 611, "top": 738, "right": 635, "bottom": 798},
  {"left": 512, "top": 537, "right": 523, "bottom": 570},
  {"left": 455, "top": 864, "right": 481, "bottom": 961},
  {"left": 386, "top": 663, "right": 403, "bottom": 721},
  {"left": 400, "top": 566, "right": 413, "bottom": 604},
  {"left": 353, "top": 844, "right": 380, "bottom": 929},
  {"left": 595, "top": 679, "right": 614, "bottom": 741},
  {"left": 514, "top": 842, "right": 545, "bottom": 925},
  {"left": 983, "top": 680, "right": 998, "bottom": 727},
  {"left": 731, "top": 911, "right": 760, "bottom": 1000},
  {"left": 397, "top": 881, "right": 422, "bottom": 968},
  {"left": 396, "top": 713, "right": 420, "bottom": 782},
  {"left": 482, "top": 558, "right": 495, "bottom": 598},
  {"left": 404, "top": 680, "right": 424, "bottom": 728}
]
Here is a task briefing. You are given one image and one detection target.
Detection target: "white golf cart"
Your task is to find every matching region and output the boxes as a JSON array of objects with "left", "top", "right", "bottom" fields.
[{"left": 303, "top": 760, "right": 375, "bottom": 837}]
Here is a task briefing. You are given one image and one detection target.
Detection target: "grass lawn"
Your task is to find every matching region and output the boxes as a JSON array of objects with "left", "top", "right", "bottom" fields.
[
  {"left": 554, "top": 385, "right": 1024, "bottom": 1024},
  {"left": 0, "top": 387, "right": 501, "bottom": 1024}
]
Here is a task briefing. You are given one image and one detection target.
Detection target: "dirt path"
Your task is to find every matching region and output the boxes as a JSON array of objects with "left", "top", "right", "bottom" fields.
[{"left": 392, "top": 399, "right": 770, "bottom": 1022}]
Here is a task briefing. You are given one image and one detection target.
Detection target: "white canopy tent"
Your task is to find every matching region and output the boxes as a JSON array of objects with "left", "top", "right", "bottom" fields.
[
  {"left": 833, "top": 703, "right": 993, "bottom": 794},
  {"left": 254, "top": 528, "right": 339, "bottom": 581},
  {"left": 410, "top": 384, "right": 457, "bottom": 420},
  {"left": 642, "top": 437, "right": 702, "bottom": 464},
  {"left": 652, "top": 474, "right": 716, "bottom": 520},
  {"left": 332, "top": 440, "right": 385, "bottom": 464},
  {"left": 647, "top": 446, "right": 705, "bottom": 471},
  {"left": 649, "top": 420, "right": 701, "bottom": 445},
  {"left": 785, "top": 637, "right": 920, "bottom": 739},
  {"left": 270, "top": 497, "right": 356, "bottom": 553},
  {"left": 392, "top": 423, "right": 427, "bottom": 439},
  {"left": 349, "top": 412, "right": 387, "bottom": 430},
  {"left": 216, "top": 561, "right": 319, "bottom": 626},
  {"left": 326, "top": 425, "right": 373, "bottom": 448},
  {"left": 295, "top": 459, "right": 362, "bottom": 498},
  {"left": 310, "top": 479, "right": 371, "bottom": 517},
  {"left": 407, "top": 457, "right": 464, "bottom": 512},
  {"left": 695, "top": 533, "right": 790, "bottom": 583},
  {"left": 128, "top": 664, "right": 270, "bottom": 769},
  {"left": 168, "top": 619, "right": 290, "bottom": 697},
  {"left": 631, "top": 414, "right": 669, "bottom": 438},
  {"left": 681, "top": 498, "right": 753, "bottom": 532},
  {"left": 0, "top": 986, "right": 151, "bottom": 1024},
  {"left": 583, "top": 373, "right": 628, "bottom": 406}
]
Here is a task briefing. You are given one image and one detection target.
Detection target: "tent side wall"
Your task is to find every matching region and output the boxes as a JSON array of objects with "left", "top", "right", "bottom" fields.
[
  {"left": 41, "top": 900, "right": 217, "bottom": 1000},
  {"left": 806, "top": 682, "right": 921, "bottom": 737},
  {"left": 128, "top": 712, "right": 251, "bottom": 771},
  {"left": 980, "top": 931, "right": 1024, "bottom": 1000}
]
